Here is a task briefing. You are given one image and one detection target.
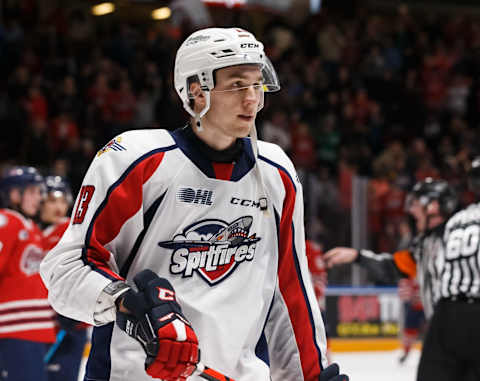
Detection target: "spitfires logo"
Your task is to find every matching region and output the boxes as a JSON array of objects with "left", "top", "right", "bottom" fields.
[{"left": 159, "top": 216, "right": 260, "bottom": 286}]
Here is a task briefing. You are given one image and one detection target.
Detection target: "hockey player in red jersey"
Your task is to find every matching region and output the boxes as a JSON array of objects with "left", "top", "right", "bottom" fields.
[
  {"left": 305, "top": 240, "right": 331, "bottom": 361},
  {"left": 41, "top": 176, "right": 72, "bottom": 251},
  {"left": 306, "top": 240, "right": 328, "bottom": 312},
  {"left": 40, "top": 175, "right": 89, "bottom": 381},
  {"left": 0, "top": 166, "right": 56, "bottom": 381},
  {"left": 41, "top": 27, "right": 349, "bottom": 381},
  {"left": 397, "top": 277, "right": 424, "bottom": 364}
]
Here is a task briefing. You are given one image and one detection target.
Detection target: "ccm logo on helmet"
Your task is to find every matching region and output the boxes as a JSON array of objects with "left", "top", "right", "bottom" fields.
[{"left": 240, "top": 43, "right": 259, "bottom": 49}]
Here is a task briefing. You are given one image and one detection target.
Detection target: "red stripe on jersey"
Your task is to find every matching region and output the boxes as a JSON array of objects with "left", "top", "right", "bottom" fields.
[
  {"left": 0, "top": 305, "right": 53, "bottom": 315},
  {"left": 86, "top": 152, "right": 166, "bottom": 279},
  {"left": 277, "top": 169, "right": 322, "bottom": 379},
  {"left": 0, "top": 316, "right": 55, "bottom": 327},
  {"left": 212, "top": 162, "right": 234, "bottom": 181}
]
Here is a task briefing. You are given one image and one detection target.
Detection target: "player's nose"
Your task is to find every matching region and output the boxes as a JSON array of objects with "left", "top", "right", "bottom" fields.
[{"left": 243, "top": 85, "right": 260, "bottom": 103}]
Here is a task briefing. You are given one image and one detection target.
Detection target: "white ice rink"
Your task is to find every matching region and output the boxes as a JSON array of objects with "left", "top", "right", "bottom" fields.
[
  {"left": 331, "top": 349, "right": 421, "bottom": 381},
  {"left": 79, "top": 349, "right": 421, "bottom": 381}
]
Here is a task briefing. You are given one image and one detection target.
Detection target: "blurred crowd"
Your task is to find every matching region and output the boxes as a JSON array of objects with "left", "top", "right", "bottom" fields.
[{"left": 2, "top": 2, "right": 480, "bottom": 276}]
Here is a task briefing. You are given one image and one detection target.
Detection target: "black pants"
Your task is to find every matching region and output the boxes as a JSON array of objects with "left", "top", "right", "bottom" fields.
[{"left": 417, "top": 299, "right": 480, "bottom": 381}]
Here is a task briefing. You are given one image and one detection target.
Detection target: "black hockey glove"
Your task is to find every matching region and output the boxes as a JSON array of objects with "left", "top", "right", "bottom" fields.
[
  {"left": 320, "top": 363, "right": 349, "bottom": 381},
  {"left": 116, "top": 270, "right": 199, "bottom": 381}
]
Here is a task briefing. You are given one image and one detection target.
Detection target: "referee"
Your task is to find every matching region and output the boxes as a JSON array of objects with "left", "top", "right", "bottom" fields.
[
  {"left": 324, "top": 178, "right": 458, "bottom": 320},
  {"left": 417, "top": 157, "right": 480, "bottom": 381}
]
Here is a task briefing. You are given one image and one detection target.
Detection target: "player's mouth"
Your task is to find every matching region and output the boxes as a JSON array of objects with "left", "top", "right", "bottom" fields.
[{"left": 238, "top": 114, "right": 254, "bottom": 121}]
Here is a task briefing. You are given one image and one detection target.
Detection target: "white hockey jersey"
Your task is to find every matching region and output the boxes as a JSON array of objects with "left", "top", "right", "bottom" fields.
[{"left": 40, "top": 127, "right": 327, "bottom": 381}]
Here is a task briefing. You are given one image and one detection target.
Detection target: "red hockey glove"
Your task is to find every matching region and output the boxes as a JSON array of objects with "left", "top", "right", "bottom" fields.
[
  {"left": 116, "top": 270, "right": 199, "bottom": 381},
  {"left": 320, "top": 363, "right": 349, "bottom": 381}
]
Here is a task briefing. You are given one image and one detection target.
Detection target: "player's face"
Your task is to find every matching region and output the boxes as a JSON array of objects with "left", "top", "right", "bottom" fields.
[
  {"left": 41, "top": 193, "right": 69, "bottom": 225},
  {"left": 20, "top": 185, "right": 44, "bottom": 217},
  {"left": 205, "top": 64, "right": 263, "bottom": 143}
]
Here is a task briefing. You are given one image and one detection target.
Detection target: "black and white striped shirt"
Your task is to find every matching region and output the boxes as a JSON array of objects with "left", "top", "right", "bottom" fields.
[
  {"left": 358, "top": 225, "right": 444, "bottom": 319},
  {"left": 440, "top": 202, "right": 480, "bottom": 299}
]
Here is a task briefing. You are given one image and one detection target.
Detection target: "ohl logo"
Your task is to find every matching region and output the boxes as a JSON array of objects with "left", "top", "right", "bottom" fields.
[
  {"left": 177, "top": 187, "right": 213, "bottom": 206},
  {"left": 159, "top": 216, "right": 260, "bottom": 286}
]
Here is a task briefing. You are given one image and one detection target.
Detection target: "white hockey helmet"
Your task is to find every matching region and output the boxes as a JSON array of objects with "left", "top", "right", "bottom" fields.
[{"left": 174, "top": 27, "right": 280, "bottom": 119}]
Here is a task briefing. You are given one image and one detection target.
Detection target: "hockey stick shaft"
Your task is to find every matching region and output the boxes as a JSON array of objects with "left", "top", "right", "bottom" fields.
[
  {"left": 44, "top": 329, "right": 67, "bottom": 363},
  {"left": 195, "top": 362, "right": 235, "bottom": 381}
]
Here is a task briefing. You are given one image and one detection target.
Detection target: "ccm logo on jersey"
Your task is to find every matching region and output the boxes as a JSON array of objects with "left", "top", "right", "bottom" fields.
[
  {"left": 177, "top": 187, "right": 214, "bottom": 206},
  {"left": 230, "top": 197, "right": 263, "bottom": 208},
  {"left": 159, "top": 216, "right": 260, "bottom": 286}
]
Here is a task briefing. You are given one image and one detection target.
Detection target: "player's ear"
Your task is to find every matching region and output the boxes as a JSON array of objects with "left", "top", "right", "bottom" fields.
[
  {"left": 9, "top": 188, "right": 21, "bottom": 205},
  {"left": 189, "top": 82, "right": 206, "bottom": 113}
]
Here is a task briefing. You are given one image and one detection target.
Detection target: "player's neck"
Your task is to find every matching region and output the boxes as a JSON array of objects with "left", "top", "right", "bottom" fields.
[
  {"left": 185, "top": 125, "right": 243, "bottom": 163},
  {"left": 189, "top": 119, "right": 235, "bottom": 150}
]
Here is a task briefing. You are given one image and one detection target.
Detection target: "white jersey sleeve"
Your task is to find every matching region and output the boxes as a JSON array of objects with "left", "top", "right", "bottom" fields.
[
  {"left": 258, "top": 142, "right": 328, "bottom": 378},
  {"left": 40, "top": 130, "right": 175, "bottom": 325}
]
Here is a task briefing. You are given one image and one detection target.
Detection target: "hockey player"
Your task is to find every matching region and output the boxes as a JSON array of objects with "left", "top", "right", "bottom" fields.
[
  {"left": 416, "top": 157, "right": 480, "bottom": 380},
  {"left": 397, "top": 277, "right": 424, "bottom": 364},
  {"left": 41, "top": 176, "right": 72, "bottom": 249},
  {"left": 305, "top": 240, "right": 331, "bottom": 361},
  {"left": 306, "top": 240, "right": 328, "bottom": 314},
  {"left": 40, "top": 175, "right": 89, "bottom": 381},
  {"left": 0, "top": 166, "right": 56, "bottom": 381},
  {"left": 40, "top": 27, "right": 348, "bottom": 381}
]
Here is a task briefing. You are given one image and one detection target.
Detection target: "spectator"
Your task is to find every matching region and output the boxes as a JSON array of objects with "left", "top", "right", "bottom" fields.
[
  {"left": 2, "top": 1, "right": 480, "bottom": 266},
  {"left": 291, "top": 121, "right": 316, "bottom": 170},
  {"left": 260, "top": 108, "right": 291, "bottom": 152},
  {"left": 49, "top": 112, "right": 79, "bottom": 155}
]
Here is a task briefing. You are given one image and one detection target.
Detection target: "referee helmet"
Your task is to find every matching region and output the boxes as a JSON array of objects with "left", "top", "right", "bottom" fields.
[{"left": 407, "top": 178, "right": 458, "bottom": 218}]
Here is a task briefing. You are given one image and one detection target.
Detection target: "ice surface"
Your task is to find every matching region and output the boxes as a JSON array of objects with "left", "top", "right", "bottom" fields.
[
  {"left": 331, "top": 349, "right": 421, "bottom": 381},
  {"left": 78, "top": 348, "right": 421, "bottom": 381}
]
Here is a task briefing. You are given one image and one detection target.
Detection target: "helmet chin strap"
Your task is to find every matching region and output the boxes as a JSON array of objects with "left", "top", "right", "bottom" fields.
[
  {"left": 250, "top": 90, "right": 269, "bottom": 213},
  {"left": 194, "top": 116, "right": 203, "bottom": 132},
  {"left": 249, "top": 123, "right": 268, "bottom": 213}
]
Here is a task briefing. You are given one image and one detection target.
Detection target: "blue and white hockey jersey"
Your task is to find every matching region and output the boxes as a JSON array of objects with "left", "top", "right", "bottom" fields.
[{"left": 40, "top": 126, "right": 327, "bottom": 381}]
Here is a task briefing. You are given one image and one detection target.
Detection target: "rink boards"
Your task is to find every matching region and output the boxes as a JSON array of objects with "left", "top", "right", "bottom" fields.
[{"left": 325, "top": 286, "right": 420, "bottom": 351}]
